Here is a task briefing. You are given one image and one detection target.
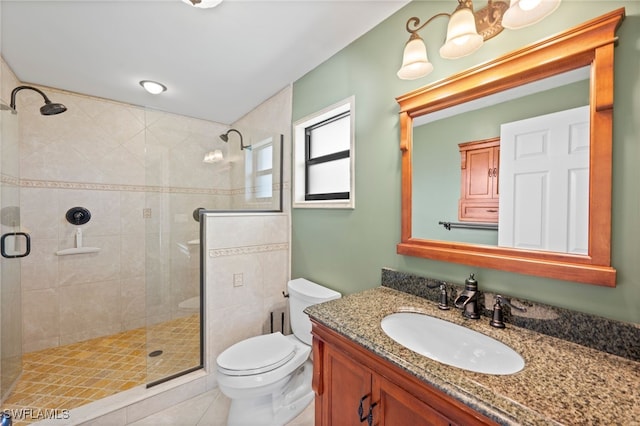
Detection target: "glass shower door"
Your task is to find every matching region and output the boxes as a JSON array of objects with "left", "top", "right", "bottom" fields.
[
  {"left": 143, "top": 109, "right": 203, "bottom": 386},
  {"left": 0, "top": 107, "right": 23, "bottom": 402}
]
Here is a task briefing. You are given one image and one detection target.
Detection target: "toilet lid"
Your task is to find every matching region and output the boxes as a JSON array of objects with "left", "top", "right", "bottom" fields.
[{"left": 217, "top": 332, "right": 296, "bottom": 376}]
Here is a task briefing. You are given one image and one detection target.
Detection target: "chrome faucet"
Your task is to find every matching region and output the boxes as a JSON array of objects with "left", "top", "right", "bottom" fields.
[{"left": 454, "top": 273, "right": 480, "bottom": 319}]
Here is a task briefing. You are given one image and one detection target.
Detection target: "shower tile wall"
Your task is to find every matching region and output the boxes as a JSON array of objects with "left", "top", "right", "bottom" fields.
[
  {"left": 14, "top": 82, "right": 233, "bottom": 353},
  {"left": 205, "top": 213, "right": 290, "bottom": 373}
]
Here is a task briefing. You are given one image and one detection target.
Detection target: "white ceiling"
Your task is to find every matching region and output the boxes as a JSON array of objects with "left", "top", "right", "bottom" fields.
[{"left": 0, "top": 0, "right": 409, "bottom": 124}]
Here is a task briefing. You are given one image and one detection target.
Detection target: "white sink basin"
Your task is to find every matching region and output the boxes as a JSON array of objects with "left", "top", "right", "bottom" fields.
[{"left": 381, "top": 312, "right": 524, "bottom": 375}]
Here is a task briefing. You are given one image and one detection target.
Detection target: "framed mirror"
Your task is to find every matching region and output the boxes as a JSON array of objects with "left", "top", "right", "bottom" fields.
[{"left": 396, "top": 8, "right": 625, "bottom": 287}]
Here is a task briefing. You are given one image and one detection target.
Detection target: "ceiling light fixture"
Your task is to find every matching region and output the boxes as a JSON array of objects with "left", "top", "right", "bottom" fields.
[
  {"left": 397, "top": 0, "right": 561, "bottom": 80},
  {"left": 139, "top": 80, "right": 167, "bottom": 95},
  {"left": 181, "top": 0, "right": 223, "bottom": 9}
]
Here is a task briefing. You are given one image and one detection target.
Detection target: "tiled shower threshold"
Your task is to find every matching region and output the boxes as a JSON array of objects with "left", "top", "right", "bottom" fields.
[{"left": 37, "top": 369, "right": 211, "bottom": 425}]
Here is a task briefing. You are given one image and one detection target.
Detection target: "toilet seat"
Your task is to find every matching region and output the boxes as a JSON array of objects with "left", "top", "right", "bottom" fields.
[{"left": 217, "top": 332, "right": 296, "bottom": 376}]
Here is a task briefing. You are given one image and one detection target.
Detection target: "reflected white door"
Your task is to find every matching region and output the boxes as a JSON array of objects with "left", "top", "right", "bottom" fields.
[{"left": 498, "top": 105, "right": 589, "bottom": 254}]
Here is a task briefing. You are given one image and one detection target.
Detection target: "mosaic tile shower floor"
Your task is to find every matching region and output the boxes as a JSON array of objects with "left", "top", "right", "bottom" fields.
[{"left": 2, "top": 314, "right": 200, "bottom": 425}]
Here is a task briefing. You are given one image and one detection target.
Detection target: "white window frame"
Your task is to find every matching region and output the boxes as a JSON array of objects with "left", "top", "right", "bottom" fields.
[
  {"left": 245, "top": 136, "right": 274, "bottom": 202},
  {"left": 293, "top": 96, "right": 355, "bottom": 209}
]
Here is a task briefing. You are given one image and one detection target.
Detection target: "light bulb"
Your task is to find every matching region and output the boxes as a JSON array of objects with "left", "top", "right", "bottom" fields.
[
  {"left": 519, "top": 0, "right": 542, "bottom": 11},
  {"left": 139, "top": 80, "right": 167, "bottom": 95}
]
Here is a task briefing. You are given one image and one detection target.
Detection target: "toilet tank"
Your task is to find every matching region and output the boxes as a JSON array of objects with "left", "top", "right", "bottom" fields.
[{"left": 287, "top": 278, "right": 341, "bottom": 346}]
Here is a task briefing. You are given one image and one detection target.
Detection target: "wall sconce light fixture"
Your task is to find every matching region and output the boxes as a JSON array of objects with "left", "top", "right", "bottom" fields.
[
  {"left": 203, "top": 149, "right": 224, "bottom": 163},
  {"left": 397, "top": 0, "right": 561, "bottom": 80}
]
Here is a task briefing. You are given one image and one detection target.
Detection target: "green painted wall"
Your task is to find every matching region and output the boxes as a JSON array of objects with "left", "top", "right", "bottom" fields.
[{"left": 291, "top": 1, "right": 640, "bottom": 324}]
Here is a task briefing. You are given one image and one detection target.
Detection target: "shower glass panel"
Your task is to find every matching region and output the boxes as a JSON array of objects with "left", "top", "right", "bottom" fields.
[
  {"left": 143, "top": 109, "right": 210, "bottom": 385},
  {"left": 0, "top": 107, "right": 23, "bottom": 402},
  {"left": 143, "top": 116, "right": 283, "bottom": 384}
]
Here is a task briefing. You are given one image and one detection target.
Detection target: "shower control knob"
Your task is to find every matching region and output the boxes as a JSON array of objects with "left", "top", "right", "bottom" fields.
[{"left": 65, "top": 207, "right": 91, "bottom": 225}]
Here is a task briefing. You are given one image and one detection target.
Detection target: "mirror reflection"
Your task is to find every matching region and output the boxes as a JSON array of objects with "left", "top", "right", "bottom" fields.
[
  {"left": 397, "top": 8, "right": 623, "bottom": 286},
  {"left": 412, "top": 67, "right": 590, "bottom": 255}
]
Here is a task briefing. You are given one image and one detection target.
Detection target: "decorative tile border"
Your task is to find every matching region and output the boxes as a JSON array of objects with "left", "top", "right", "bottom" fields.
[
  {"left": 2, "top": 176, "right": 289, "bottom": 197},
  {"left": 0, "top": 173, "right": 20, "bottom": 186},
  {"left": 17, "top": 178, "right": 231, "bottom": 195},
  {"left": 209, "top": 243, "right": 288, "bottom": 258}
]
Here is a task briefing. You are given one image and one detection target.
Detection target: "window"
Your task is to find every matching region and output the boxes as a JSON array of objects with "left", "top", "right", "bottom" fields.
[
  {"left": 246, "top": 137, "right": 274, "bottom": 200},
  {"left": 293, "top": 97, "right": 355, "bottom": 208}
]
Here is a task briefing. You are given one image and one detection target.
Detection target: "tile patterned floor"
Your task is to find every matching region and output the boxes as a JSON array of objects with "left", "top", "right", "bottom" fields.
[
  {"left": 2, "top": 314, "right": 200, "bottom": 425},
  {"left": 147, "top": 314, "right": 201, "bottom": 384}
]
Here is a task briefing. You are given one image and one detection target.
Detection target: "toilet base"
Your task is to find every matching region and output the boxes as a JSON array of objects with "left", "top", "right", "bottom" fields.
[{"left": 226, "top": 360, "right": 314, "bottom": 426}]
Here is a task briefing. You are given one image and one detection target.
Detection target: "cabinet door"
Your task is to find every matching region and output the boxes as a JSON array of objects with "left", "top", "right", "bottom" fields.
[
  {"left": 375, "top": 376, "right": 454, "bottom": 426},
  {"left": 465, "top": 147, "right": 495, "bottom": 200},
  {"left": 459, "top": 138, "right": 500, "bottom": 222},
  {"left": 325, "top": 345, "right": 374, "bottom": 426}
]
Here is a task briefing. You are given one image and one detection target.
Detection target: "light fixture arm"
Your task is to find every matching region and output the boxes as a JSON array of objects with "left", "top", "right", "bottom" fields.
[
  {"left": 404, "top": 13, "right": 451, "bottom": 36},
  {"left": 483, "top": 0, "right": 503, "bottom": 27}
]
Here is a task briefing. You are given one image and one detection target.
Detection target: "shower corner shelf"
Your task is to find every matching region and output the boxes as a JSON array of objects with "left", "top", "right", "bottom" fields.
[{"left": 55, "top": 247, "right": 101, "bottom": 256}]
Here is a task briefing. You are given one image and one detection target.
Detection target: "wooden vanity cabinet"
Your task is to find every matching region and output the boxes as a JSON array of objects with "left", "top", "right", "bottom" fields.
[
  {"left": 311, "top": 320, "right": 498, "bottom": 426},
  {"left": 458, "top": 137, "right": 500, "bottom": 223}
]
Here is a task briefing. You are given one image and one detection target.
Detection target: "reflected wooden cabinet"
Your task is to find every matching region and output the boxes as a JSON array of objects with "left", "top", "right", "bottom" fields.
[
  {"left": 458, "top": 137, "right": 500, "bottom": 223},
  {"left": 312, "top": 320, "right": 497, "bottom": 426}
]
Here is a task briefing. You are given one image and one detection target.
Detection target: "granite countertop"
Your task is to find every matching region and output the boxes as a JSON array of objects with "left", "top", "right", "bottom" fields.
[{"left": 305, "top": 286, "right": 640, "bottom": 425}]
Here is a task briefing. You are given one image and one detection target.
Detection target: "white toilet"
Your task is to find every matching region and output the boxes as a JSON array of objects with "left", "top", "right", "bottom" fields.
[{"left": 216, "top": 278, "right": 341, "bottom": 426}]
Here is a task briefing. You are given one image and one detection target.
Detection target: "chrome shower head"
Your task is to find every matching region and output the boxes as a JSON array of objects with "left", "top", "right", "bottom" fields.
[
  {"left": 10, "top": 85, "right": 67, "bottom": 116},
  {"left": 219, "top": 129, "right": 251, "bottom": 150}
]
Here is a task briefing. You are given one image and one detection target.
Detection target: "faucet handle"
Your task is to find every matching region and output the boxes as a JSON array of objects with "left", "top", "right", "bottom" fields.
[
  {"left": 437, "top": 282, "right": 450, "bottom": 310},
  {"left": 426, "top": 281, "right": 450, "bottom": 310},
  {"left": 489, "top": 295, "right": 526, "bottom": 328}
]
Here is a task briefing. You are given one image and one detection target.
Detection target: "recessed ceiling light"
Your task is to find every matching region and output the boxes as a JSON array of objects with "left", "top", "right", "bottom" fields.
[
  {"left": 182, "top": 0, "right": 223, "bottom": 9},
  {"left": 139, "top": 80, "right": 167, "bottom": 95}
]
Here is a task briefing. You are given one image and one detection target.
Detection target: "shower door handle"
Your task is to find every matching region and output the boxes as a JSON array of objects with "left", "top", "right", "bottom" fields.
[{"left": 1, "top": 232, "right": 31, "bottom": 258}]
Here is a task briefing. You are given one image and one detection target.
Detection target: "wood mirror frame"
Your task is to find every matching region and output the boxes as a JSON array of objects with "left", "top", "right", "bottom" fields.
[{"left": 396, "top": 9, "right": 625, "bottom": 287}]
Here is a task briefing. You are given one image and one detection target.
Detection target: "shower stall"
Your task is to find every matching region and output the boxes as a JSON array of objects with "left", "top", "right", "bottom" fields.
[{"left": 0, "top": 83, "right": 283, "bottom": 418}]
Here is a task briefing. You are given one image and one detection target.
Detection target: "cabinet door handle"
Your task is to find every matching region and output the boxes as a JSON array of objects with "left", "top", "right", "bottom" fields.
[
  {"left": 493, "top": 167, "right": 498, "bottom": 177},
  {"left": 358, "top": 394, "right": 369, "bottom": 422},
  {"left": 367, "top": 402, "right": 378, "bottom": 426},
  {"left": 358, "top": 394, "right": 377, "bottom": 426}
]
